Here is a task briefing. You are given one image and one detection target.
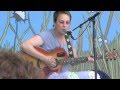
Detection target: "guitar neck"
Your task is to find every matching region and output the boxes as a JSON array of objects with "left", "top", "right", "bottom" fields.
[
  {"left": 56, "top": 57, "right": 88, "bottom": 66},
  {"left": 56, "top": 55, "right": 105, "bottom": 66}
]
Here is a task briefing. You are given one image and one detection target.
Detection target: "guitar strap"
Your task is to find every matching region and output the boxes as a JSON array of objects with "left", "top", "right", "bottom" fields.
[{"left": 64, "top": 32, "right": 74, "bottom": 58}]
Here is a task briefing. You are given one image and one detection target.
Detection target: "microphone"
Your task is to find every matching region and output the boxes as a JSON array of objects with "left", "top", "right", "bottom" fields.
[
  {"left": 65, "top": 30, "right": 75, "bottom": 40},
  {"left": 88, "top": 12, "right": 100, "bottom": 21}
]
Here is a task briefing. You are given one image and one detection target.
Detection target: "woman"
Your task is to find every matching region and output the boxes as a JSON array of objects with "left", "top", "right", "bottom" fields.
[{"left": 21, "top": 11, "right": 102, "bottom": 79}]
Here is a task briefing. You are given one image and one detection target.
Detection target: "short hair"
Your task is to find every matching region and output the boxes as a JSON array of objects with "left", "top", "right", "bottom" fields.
[
  {"left": 0, "top": 49, "right": 40, "bottom": 79},
  {"left": 53, "top": 11, "right": 72, "bottom": 23}
]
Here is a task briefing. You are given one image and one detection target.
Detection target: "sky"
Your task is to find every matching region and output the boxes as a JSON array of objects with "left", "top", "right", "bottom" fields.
[{"left": 0, "top": 11, "right": 120, "bottom": 51}]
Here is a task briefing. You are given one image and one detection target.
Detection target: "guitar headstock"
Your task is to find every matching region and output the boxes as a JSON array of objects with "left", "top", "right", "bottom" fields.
[{"left": 105, "top": 49, "right": 120, "bottom": 60}]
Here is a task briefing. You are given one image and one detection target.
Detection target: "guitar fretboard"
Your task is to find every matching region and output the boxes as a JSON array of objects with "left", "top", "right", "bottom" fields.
[{"left": 56, "top": 57, "right": 88, "bottom": 66}]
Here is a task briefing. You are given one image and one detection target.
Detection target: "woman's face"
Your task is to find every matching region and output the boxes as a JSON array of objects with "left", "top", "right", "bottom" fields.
[{"left": 54, "top": 14, "right": 71, "bottom": 35}]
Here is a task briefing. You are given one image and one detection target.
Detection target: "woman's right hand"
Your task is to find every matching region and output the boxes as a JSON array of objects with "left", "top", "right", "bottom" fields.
[{"left": 43, "top": 56, "right": 57, "bottom": 68}]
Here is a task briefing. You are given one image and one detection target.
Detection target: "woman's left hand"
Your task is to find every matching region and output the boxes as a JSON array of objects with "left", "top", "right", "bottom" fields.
[{"left": 87, "top": 56, "right": 94, "bottom": 62}]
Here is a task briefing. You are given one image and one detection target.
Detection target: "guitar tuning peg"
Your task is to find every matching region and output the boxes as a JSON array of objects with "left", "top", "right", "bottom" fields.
[
  {"left": 106, "top": 59, "right": 108, "bottom": 61},
  {"left": 104, "top": 50, "right": 107, "bottom": 52},
  {"left": 113, "top": 49, "right": 116, "bottom": 51},
  {"left": 90, "top": 55, "right": 94, "bottom": 58},
  {"left": 118, "top": 52, "right": 120, "bottom": 58}
]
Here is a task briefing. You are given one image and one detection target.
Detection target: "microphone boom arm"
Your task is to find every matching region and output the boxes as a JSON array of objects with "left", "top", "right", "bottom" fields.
[{"left": 72, "top": 12, "right": 100, "bottom": 32}]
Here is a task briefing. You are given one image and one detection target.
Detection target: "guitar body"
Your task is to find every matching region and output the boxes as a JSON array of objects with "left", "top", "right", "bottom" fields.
[{"left": 19, "top": 47, "right": 68, "bottom": 78}]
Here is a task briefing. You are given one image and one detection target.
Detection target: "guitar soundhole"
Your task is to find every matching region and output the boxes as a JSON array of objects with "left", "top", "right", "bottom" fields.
[{"left": 57, "top": 52, "right": 65, "bottom": 57}]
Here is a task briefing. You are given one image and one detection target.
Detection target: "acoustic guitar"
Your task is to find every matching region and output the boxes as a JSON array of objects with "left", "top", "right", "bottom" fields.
[{"left": 19, "top": 47, "right": 119, "bottom": 78}]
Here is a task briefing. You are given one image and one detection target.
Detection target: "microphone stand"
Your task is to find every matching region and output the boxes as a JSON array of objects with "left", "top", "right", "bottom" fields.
[
  {"left": 89, "top": 12, "right": 100, "bottom": 79},
  {"left": 67, "top": 12, "right": 100, "bottom": 79},
  {"left": 92, "top": 16, "right": 97, "bottom": 79}
]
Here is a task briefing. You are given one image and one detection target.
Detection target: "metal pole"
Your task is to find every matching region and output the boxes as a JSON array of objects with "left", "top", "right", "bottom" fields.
[
  {"left": 13, "top": 20, "right": 18, "bottom": 51},
  {"left": 92, "top": 18, "right": 98, "bottom": 79}
]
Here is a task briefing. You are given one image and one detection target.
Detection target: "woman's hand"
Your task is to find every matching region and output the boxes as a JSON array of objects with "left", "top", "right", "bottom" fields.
[
  {"left": 44, "top": 56, "right": 57, "bottom": 68},
  {"left": 87, "top": 56, "right": 94, "bottom": 62}
]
